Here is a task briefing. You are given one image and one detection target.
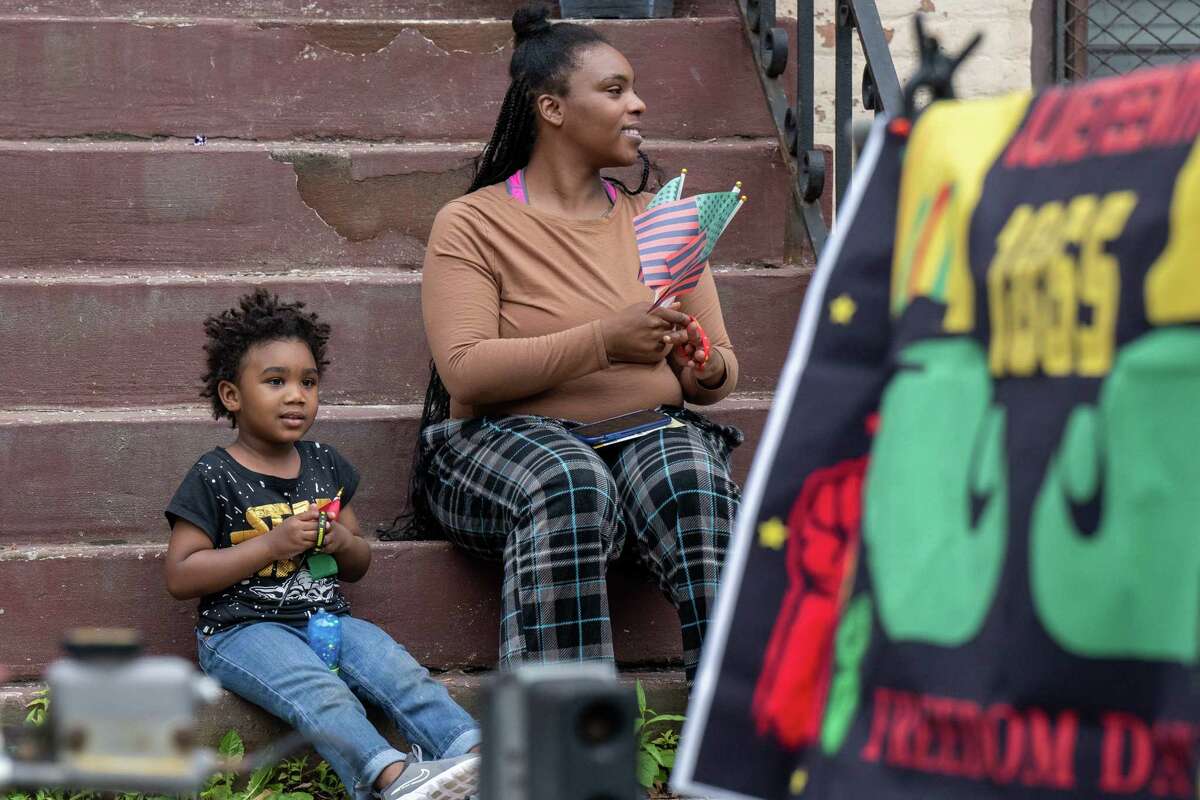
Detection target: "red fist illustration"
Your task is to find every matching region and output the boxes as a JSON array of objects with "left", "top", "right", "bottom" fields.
[{"left": 752, "top": 455, "right": 867, "bottom": 749}]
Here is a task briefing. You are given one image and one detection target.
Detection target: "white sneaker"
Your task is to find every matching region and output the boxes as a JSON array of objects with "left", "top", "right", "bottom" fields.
[{"left": 378, "top": 752, "right": 480, "bottom": 800}]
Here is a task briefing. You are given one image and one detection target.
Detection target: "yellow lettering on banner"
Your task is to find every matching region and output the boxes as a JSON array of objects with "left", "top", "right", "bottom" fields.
[
  {"left": 1042, "top": 197, "right": 1092, "bottom": 377},
  {"left": 1079, "top": 192, "right": 1135, "bottom": 375},
  {"left": 1146, "top": 138, "right": 1200, "bottom": 323},
  {"left": 987, "top": 191, "right": 1136, "bottom": 378},
  {"left": 987, "top": 206, "right": 1031, "bottom": 375}
]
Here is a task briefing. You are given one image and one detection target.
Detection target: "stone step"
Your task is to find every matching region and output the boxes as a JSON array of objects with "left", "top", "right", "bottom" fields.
[
  {"left": 0, "top": 16, "right": 787, "bottom": 141},
  {"left": 0, "top": 139, "right": 818, "bottom": 272},
  {"left": 0, "top": 540, "right": 689, "bottom": 680},
  {"left": 0, "top": 394, "right": 770, "bottom": 544},
  {"left": 1, "top": 670, "right": 688, "bottom": 754},
  {"left": 0, "top": 0, "right": 731, "bottom": 20},
  {"left": 2, "top": 267, "right": 806, "bottom": 408}
]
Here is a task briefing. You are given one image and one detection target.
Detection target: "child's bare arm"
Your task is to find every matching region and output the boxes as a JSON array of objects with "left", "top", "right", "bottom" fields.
[
  {"left": 164, "top": 507, "right": 320, "bottom": 599},
  {"left": 320, "top": 504, "right": 371, "bottom": 583}
]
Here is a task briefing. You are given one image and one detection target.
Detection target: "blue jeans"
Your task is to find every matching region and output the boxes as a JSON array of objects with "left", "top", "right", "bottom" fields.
[{"left": 198, "top": 617, "right": 480, "bottom": 800}]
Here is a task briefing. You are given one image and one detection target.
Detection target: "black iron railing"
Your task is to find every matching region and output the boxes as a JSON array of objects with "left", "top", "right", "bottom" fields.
[{"left": 736, "top": 0, "right": 900, "bottom": 259}]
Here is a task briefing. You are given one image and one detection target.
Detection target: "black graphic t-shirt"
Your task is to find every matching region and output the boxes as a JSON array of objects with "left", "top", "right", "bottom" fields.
[{"left": 165, "top": 441, "right": 358, "bottom": 633}]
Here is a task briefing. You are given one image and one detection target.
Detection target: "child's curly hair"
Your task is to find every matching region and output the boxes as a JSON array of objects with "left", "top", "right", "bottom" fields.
[{"left": 201, "top": 289, "right": 331, "bottom": 427}]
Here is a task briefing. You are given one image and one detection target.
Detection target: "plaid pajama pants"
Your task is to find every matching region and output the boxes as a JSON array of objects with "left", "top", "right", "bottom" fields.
[{"left": 419, "top": 407, "right": 741, "bottom": 682}]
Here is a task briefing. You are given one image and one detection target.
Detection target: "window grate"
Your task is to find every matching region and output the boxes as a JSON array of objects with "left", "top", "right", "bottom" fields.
[{"left": 1059, "top": 0, "right": 1200, "bottom": 80}]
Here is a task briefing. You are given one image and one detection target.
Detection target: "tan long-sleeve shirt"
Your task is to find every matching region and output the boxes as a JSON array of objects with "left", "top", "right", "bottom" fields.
[{"left": 422, "top": 182, "right": 739, "bottom": 422}]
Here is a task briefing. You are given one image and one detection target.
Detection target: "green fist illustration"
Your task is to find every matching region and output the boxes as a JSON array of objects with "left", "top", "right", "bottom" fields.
[
  {"left": 1032, "top": 328, "right": 1200, "bottom": 664},
  {"left": 865, "top": 338, "right": 1007, "bottom": 646}
]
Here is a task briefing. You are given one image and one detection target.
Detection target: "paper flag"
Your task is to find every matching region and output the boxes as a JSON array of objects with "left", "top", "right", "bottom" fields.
[
  {"left": 644, "top": 170, "right": 688, "bottom": 211},
  {"left": 695, "top": 190, "right": 745, "bottom": 262},
  {"left": 634, "top": 176, "right": 747, "bottom": 307},
  {"left": 636, "top": 196, "right": 703, "bottom": 289}
]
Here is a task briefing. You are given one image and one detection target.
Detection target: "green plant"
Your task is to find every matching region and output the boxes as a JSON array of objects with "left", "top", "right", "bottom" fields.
[
  {"left": 198, "top": 729, "right": 244, "bottom": 800},
  {"left": 24, "top": 689, "right": 50, "bottom": 727},
  {"left": 5, "top": 717, "right": 348, "bottom": 800},
  {"left": 270, "top": 754, "right": 345, "bottom": 800},
  {"left": 199, "top": 729, "right": 345, "bottom": 800},
  {"left": 634, "top": 680, "right": 685, "bottom": 793},
  {"left": 301, "top": 759, "right": 347, "bottom": 800}
]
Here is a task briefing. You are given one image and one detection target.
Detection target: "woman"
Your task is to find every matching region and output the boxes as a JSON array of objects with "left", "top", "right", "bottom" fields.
[{"left": 410, "top": 4, "right": 742, "bottom": 683}]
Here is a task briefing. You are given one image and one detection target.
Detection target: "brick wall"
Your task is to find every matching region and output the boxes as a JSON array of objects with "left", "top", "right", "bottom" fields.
[{"left": 777, "top": 0, "right": 1034, "bottom": 145}]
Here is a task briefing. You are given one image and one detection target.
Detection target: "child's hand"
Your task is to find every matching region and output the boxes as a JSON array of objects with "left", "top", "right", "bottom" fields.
[
  {"left": 317, "top": 519, "right": 356, "bottom": 555},
  {"left": 265, "top": 506, "right": 319, "bottom": 560}
]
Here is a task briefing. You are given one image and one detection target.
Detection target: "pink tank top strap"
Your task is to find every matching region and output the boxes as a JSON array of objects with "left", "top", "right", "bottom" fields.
[
  {"left": 504, "top": 170, "right": 529, "bottom": 205},
  {"left": 601, "top": 179, "right": 618, "bottom": 205},
  {"left": 505, "top": 169, "right": 618, "bottom": 207}
]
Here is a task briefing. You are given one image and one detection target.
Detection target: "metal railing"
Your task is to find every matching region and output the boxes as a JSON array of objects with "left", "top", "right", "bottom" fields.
[
  {"left": 1059, "top": 0, "right": 1200, "bottom": 81},
  {"left": 735, "top": 0, "right": 900, "bottom": 259}
]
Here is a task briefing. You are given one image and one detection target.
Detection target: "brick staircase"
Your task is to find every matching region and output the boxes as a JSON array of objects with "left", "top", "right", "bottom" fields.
[{"left": 0, "top": 0, "right": 827, "bottom": 744}]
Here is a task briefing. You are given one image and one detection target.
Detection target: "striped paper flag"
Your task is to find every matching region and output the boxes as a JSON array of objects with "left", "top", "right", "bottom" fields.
[
  {"left": 635, "top": 196, "right": 703, "bottom": 290},
  {"left": 633, "top": 173, "right": 748, "bottom": 305}
]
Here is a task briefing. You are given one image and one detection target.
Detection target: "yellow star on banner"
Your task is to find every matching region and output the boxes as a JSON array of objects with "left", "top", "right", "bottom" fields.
[
  {"left": 789, "top": 768, "right": 809, "bottom": 795},
  {"left": 758, "top": 517, "right": 788, "bottom": 550},
  {"left": 830, "top": 293, "right": 857, "bottom": 325}
]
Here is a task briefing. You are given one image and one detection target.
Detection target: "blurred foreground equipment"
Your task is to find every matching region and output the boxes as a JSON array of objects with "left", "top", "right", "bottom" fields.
[
  {"left": 1, "top": 629, "right": 221, "bottom": 794},
  {"left": 481, "top": 663, "right": 636, "bottom": 800}
]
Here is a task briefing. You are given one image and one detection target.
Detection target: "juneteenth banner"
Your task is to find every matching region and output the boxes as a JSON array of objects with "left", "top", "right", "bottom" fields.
[{"left": 673, "top": 60, "right": 1200, "bottom": 800}]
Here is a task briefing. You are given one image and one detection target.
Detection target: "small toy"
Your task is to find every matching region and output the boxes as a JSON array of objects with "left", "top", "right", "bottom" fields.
[{"left": 307, "top": 488, "right": 343, "bottom": 580}]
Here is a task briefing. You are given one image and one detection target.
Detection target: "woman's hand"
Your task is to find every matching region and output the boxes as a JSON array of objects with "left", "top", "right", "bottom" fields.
[
  {"left": 670, "top": 316, "right": 728, "bottom": 389},
  {"left": 669, "top": 315, "right": 710, "bottom": 372},
  {"left": 693, "top": 346, "right": 727, "bottom": 387},
  {"left": 601, "top": 302, "right": 692, "bottom": 364}
]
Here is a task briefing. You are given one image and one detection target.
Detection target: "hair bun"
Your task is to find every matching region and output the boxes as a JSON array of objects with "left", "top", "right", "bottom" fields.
[{"left": 512, "top": 4, "right": 553, "bottom": 46}]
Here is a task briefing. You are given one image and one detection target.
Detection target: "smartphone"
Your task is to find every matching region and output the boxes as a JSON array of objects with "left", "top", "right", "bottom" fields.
[{"left": 570, "top": 409, "right": 676, "bottom": 447}]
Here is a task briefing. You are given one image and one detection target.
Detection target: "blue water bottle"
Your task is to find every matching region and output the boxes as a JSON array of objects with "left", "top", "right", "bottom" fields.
[{"left": 307, "top": 610, "right": 341, "bottom": 673}]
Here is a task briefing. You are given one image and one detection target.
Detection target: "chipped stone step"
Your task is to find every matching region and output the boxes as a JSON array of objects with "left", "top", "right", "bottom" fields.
[
  {"left": 0, "top": 539, "right": 689, "bottom": 680},
  {"left": 0, "top": 394, "right": 771, "bottom": 545},
  {"left": 0, "top": 138, "right": 819, "bottom": 271},
  {"left": 1, "top": 267, "right": 807, "bottom": 408},
  {"left": 0, "top": 0, "right": 731, "bottom": 20},
  {"left": 1, "top": 670, "right": 687, "bottom": 755},
  {"left": 0, "top": 16, "right": 788, "bottom": 141}
]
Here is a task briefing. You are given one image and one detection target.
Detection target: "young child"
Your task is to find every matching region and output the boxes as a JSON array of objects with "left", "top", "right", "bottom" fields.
[{"left": 165, "top": 290, "right": 480, "bottom": 800}]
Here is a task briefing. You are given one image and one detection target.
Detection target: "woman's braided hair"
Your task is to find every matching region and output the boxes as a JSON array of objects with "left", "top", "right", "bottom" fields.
[{"left": 382, "top": 3, "right": 649, "bottom": 540}]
